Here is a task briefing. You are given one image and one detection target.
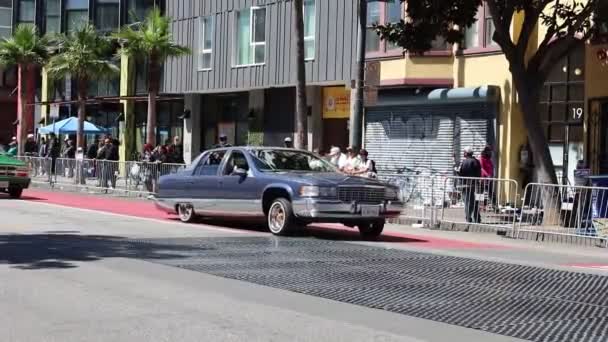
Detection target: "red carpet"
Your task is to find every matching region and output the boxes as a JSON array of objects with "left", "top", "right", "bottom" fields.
[{"left": 23, "top": 189, "right": 508, "bottom": 250}]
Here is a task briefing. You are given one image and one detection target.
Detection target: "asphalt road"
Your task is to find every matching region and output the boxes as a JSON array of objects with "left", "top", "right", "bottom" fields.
[{"left": 1, "top": 194, "right": 608, "bottom": 342}]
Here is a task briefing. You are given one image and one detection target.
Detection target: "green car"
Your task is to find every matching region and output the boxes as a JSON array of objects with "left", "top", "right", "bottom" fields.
[{"left": 0, "top": 153, "right": 30, "bottom": 199}]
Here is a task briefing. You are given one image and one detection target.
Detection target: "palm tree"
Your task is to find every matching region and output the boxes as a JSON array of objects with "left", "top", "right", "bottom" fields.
[
  {"left": 46, "top": 24, "right": 119, "bottom": 150},
  {"left": 114, "top": 8, "right": 190, "bottom": 146},
  {"left": 293, "top": 0, "right": 308, "bottom": 150},
  {"left": 0, "top": 25, "right": 49, "bottom": 156}
]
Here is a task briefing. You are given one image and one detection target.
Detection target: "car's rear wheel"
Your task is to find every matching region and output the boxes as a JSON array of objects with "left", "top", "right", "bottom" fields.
[
  {"left": 8, "top": 187, "right": 22, "bottom": 199},
  {"left": 267, "top": 198, "right": 296, "bottom": 236},
  {"left": 177, "top": 203, "right": 196, "bottom": 223},
  {"left": 358, "top": 220, "right": 385, "bottom": 239}
]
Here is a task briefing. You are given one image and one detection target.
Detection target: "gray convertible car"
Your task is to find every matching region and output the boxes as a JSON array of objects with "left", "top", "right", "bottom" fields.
[{"left": 155, "top": 147, "right": 403, "bottom": 238}]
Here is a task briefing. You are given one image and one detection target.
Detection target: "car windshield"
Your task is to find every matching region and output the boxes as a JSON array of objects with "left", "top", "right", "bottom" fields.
[{"left": 250, "top": 149, "right": 337, "bottom": 173}]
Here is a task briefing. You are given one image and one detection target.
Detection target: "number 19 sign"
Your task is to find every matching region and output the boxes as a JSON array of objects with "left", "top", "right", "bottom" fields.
[{"left": 572, "top": 107, "right": 584, "bottom": 121}]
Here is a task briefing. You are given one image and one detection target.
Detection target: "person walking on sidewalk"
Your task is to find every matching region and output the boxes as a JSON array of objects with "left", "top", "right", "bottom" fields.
[{"left": 457, "top": 147, "right": 482, "bottom": 224}]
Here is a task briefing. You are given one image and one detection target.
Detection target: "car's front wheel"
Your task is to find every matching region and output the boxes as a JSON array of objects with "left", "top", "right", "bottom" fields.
[
  {"left": 8, "top": 187, "right": 22, "bottom": 199},
  {"left": 267, "top": 198, "right": 296, "bottom": 236},
  {"left": 177, "top": 203, "right": 196, "bottom": 223},
  {"left": 358, "top": 220, "right": 385, "bottom": 239}
]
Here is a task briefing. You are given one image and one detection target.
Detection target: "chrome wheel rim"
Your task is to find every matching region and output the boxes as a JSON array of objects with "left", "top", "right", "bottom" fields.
[
  {"left": 178, "top": 204, "right": 193, "bottom": 222},
  {"left": 268, "top": 202, "right": 286, "bottom": 233}
]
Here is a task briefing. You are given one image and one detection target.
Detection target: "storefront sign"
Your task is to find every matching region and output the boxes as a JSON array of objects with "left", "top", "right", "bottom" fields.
[{"left": 322, "top": 87, "right": 351, "bottom": 119}]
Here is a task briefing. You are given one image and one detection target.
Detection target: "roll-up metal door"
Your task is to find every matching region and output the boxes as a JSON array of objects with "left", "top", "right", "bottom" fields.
[{"left": 365, "top": 102, "right": 494, "bottom": 177}]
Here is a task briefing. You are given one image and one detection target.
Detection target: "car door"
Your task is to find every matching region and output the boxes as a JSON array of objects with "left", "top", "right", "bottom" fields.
[
  {"left": 188, "top": 150, "right": 227, "bottom": 213},
  {"left": 218, "top": 150, "right": 264, "bottom": 216}
]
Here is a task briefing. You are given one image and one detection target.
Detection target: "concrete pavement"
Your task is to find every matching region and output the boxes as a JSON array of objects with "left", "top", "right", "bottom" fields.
[{"left": 1, "top": 191, "right": 608, "bottom": 341}]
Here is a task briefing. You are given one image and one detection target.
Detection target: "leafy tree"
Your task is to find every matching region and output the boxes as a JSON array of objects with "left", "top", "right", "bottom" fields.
[
  {"left": 376, "top": 0, "right": 604, "bottom": 184},
  {"left": 0, "top": 25, "right": 50, "bottom": 155},
  {"left": 46, "top": 24, "right": 119, "bottom": 150},
  {"left": 114, "top": 8, "right": 190, "bottom": 147}
]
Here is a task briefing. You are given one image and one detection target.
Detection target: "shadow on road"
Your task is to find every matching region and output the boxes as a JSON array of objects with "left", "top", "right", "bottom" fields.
[
  {"left": 0, "top": 233, "right": 204, "bottom": 270},
  {"left": 172, "top": 217, "right": 428, "bottom": 244}
]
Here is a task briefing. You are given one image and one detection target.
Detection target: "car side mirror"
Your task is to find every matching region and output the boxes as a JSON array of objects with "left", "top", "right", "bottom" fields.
[{"left": 233, "top": 167, "right": 248, "bottom": 177}]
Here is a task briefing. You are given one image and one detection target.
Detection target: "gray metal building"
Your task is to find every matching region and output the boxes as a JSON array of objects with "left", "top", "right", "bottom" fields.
[{"left": 161, "top": 0, "right": 359, "bottom": 161}]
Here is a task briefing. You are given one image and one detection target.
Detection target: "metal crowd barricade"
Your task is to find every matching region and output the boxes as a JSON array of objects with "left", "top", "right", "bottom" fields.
[
  {"left": 441, "top": 176, "right": 519, "bottom": 232},
  {"left": 17, "top": 154, "right": 187, "bottom": 196},
  {"left": 517, "top": 183, "right": 608, "bottom": 247},
  {"left": 379, "top": 172, "right": 446, "bottom": 227}
]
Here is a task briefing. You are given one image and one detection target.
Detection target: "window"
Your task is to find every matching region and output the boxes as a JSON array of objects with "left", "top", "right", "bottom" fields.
[
  {"left": 464, "top": 3, "right": 497, "bottom": 50},
  {"left": 303, "top": 0, "right": 315, "bottom": 60},
  {"left": 127, "top": 0, "right": 161, "bottom": 24},
  {"left": 365, "top": 2, "right": 381, "bottom": 52},
  {"left": 95, "top": 0, "right": 119, "bottom": 31},
  {"left": 198, "top": 16, "right": 213, "bottom": 70},
  {"left": 365, "top": 1, "right": 423, "bottom": 56},
  {"left": 18, "top": 0, "right": 35, "bottom": 24},
  {"left": 235, "top": 7, "right": 266, "bottom": 66},
  {"left": 223, "top": 151, "right": 250, "bottom": 176},
  {"left": 195, "top": 151, "right": 226, "bottom": 176},
  {"left": 0, "top": 0, "right": 12, "bottom": 38},
  {"left": 66, "top": 0, "right": 89, "bottom": 32},
  {"left": 45, "top": 0, "right": 61, "bottom": 34}
]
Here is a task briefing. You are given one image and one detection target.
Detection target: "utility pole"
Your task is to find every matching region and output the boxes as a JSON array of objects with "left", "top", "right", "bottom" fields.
[{"left": 350, "top": 0, "right": 367, "bottom": 150}]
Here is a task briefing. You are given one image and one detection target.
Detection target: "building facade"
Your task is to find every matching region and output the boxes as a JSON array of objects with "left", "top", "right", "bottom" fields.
[
  {"left": 161, "top": 0, "right": 359, "bottom": 162},
  {"left": 366, "top": 1, "right": 608, "bottom": 188}
]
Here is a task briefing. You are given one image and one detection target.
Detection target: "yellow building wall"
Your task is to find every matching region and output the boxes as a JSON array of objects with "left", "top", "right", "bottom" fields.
[
  {"left": 457, "top": 54, "right": 526, "bottom": 183},
  {"left": 379, "top": 56, "right": 454, "bottom": 81}
]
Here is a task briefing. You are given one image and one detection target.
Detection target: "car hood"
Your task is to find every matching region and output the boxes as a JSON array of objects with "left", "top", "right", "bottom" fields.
[
  {"left": 269, "top": 172, "right": 388, "bottom": 187},
  {"left": 0, "top": 153, "right": 25, "bottom": 167}
]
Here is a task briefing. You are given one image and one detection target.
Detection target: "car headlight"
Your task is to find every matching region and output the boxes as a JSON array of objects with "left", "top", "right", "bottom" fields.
[
  {"left": 300, "top": 186, "right": 337, "bottom": 198},
  {"left": 385, "top": 187, "right": 400, "bottom": 200}
]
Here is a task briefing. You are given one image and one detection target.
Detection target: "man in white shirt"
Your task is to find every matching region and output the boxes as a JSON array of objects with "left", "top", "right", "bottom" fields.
[{"left": 328, "top": 146, "right": 347, "bottom": 170}]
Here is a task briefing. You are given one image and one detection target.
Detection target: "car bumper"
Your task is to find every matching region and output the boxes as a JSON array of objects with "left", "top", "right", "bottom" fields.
[
  {"left": 292, "top": 198, "right": 403, "bottom": 220},
  {"left": 0, "top": 177, "right": 30, "bottom": 190},
  {"left": 155, "top": 197, "right": 177, "bottom": 214}
]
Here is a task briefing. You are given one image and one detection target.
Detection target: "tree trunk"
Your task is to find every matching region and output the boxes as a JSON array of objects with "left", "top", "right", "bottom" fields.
[
  {"left": 16, "top": 64, "right": 35, "bottom": 156},
  {"left": 293, "top": 0, "right": 308, "bottom": 150},
  {"left": 513, "top": 74, "right": 558, "bottom": 185},
  {"left": 76, "top": 80, "right": 87, "bottom": 151},
  {"left": 17, "top": 65, "right": 27, "bottom": 156},
  {"left": 147, "top": 59, "right": 160, "bottom": 147}
]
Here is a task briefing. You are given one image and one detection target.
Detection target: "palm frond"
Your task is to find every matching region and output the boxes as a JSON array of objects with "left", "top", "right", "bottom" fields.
[
  {"left": 46, "top": 24, "right": 118, "bottom": 82},
  {"left": 0, "top": 24, "right": 50, "bottom": 67},
  {"left": 112, "top": 8, "right": 190, "bottom": 61}
]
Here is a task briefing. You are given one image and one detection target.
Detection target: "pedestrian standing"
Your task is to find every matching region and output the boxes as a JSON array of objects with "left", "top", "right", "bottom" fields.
[
  {"left": 283, "top": 137, "right": 293, "bottom": 148},
  {"left": 480, "top": 145, "right": 496, "bottom": 209},
  {"left": 327, "top": 146, "right": 347, "bottom": 170},
  {"left": 62, "top": 140, "right": 76, "bottom": 178},
  {"left": 354, "top": 149, "right": 378, "bottom": 178},
  {"left": 342, "top": 146, "right": 362, "bottom": 174},
  {"left": 457, "top": 147, "right": 482, "bottom": 224},
  {"left": 47, "top": 133, "right": 60, "bottom": 176},
  {"left": 24, "top": 134, "right": 38, "bottom": 156}
]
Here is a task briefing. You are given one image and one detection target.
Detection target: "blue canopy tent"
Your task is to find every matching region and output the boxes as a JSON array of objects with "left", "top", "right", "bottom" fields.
[{"left": 38, "top": 117, "right": 108, "bottom": 135}]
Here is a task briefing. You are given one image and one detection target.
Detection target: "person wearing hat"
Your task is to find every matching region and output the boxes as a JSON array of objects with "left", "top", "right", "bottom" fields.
[
  {"left": 24, "top": 133, "right": 38, "bottom": 156},
  {"left": 214, "top": 134, "right": 231, "bottom": 148},
  {"left": 283, "top": 137, "right": 293, "bottom": 148},
  {"left": 328, "top": 146, "right": 347, "bottom": 170},
  {"left": 457, "top": 146, "right": 482, "bottom": 224}
]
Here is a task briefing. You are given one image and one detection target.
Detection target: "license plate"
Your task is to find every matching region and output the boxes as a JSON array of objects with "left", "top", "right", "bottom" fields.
[
  {"left": 0, "top": 181, "right": 8, "bottom": 188},
  {"left": 361, "top": 205, "right": 380, "bottom": 217}
]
